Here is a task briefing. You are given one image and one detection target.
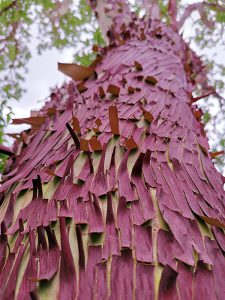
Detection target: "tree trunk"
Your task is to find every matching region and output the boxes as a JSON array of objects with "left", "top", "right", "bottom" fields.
[{"left": 0, "top": 1, "right": 225, "bottom": 299}]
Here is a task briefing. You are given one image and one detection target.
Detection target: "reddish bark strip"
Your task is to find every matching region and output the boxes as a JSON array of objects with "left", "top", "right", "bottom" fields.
[
  {"left": 176, "top": 262, "right": 193, "bottom": 299},
  {"left": 158, "top": 265, "right": 179, "bottom": 300},
  {"left": 17, "top": 231, "right": 38, "bottom": 299},
  {"left": 109, "top": 105, "right": 120, "bottom": 135},
  {"left": 95, "top": 261, "right": 108, "bottom": 298},
  {"left": 134, "top": 224, "right": 153, "bottom": 263},
  {"left": 87, "top": 193, "right": 104, "bottom": 233},
  {"left": 78, "top": 246, "right": 102, "bottom": 299},
  {"left": 110, "top": 250, "right": 133, "bottom": 300},
  {"left": 0, "top": 222, "right": 7, "bottom": 272},
  {"left": 90, "top": 145, "right": 108, "bottom": 196},
  {"left": 205, "top": 238, "right": 225, "bottom": 299},
  {"left": 136, "top": 263, "right": 154, "bottom": 300},
  {"left": 118, "top": 150, "right": 136, "bottom": 201},
  {"left": 193, "top": 262, "right": 217, "bottom": 300},
  {"left": 1, "top": 244, "right": 26, "bottom": 299},
  {"left": 117, "top": 196, "right": 132, "bottom": 248},
  {"left": 59, "top": 218, "right": 77, "bottom": 300},
  {"left": 102, "top": 192, "right": 120, "bottom": 259},
  {"left": 76, "top": 225, "right": 85, "bottom": 269},
  {"left": 38, "top": 226, "right": 60, "bottom": 280},
  {"left": 58, "top": 63, "right": 94, "bottom": 81}
]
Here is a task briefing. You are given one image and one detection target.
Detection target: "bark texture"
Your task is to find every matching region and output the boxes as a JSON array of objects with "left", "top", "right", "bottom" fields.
[{"left": 0, "top": 1, "right": 225, "bottom": 299}]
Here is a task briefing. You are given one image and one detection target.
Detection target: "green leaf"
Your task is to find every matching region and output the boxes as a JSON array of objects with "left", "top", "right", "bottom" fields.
[
  {"left": 0, "top": 153, "right": 8, "bottom": 173},
  {"left": 216, "top": 12, "right": 225, "bottom": 23},
  {"left": 75, "top": 53, "right": 96, "bottom": 67},
  {"left": 8, "top": 44, "right": 17, "bottom": 61},
  {"left": 202, "top": 111, "right": 211, "bottom": 124},
  {"left": 220, "top": 139, "right": 225, "bottom": 148},
  {"left": 93, "top": 28, "right": 105, "bottom": 47}
]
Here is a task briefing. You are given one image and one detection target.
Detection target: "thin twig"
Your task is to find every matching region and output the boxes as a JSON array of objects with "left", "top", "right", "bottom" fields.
[
  {"left": 0, "top": 0, "right": 17, "bottom": 17},
  {"left": 178, "top": 1, "right": 225, "bottom": 30}
]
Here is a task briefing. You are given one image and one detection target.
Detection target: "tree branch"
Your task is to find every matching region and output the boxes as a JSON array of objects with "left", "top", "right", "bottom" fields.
[
  {"left": 0, "top": 0, "right": 17, "bottom": 17},
  {"left": 178, "top": 1, "right": 225, "bottom": 30},
  {"left": 168, "top": 0, "right": 178, "bottom": 30},
  {"left": 143, "top": 0, "right": 161, "bottom": 21},
  {"left": 48, "top": 0, "right": 73, "bottom": 22},
  {"left": 88, "top": 0, "right": 131, "bottom": 45},
  {"left": 0, "top": 21, "right": 19, "bottom": 44}
]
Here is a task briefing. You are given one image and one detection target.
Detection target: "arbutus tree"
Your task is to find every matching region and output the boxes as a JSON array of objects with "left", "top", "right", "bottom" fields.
[{"left": 0, "top": 0, "right": 225, "bottom": 299}]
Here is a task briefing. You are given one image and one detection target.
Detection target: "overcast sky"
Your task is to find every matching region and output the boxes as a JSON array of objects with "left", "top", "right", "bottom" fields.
[{"left": 6, "top": 35, "right": 74, "bottom": 136}]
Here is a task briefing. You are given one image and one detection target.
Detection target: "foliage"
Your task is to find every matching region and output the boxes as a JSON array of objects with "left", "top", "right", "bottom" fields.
[
  {"left": 0, "top": 99, "right": 13, "bottom": 171},
  {"left": 0, "top": 0, "right": 98, "bottom": 136},
  {"left": 0, "top": 0, "right": 225, "bottom": 172}
]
